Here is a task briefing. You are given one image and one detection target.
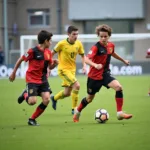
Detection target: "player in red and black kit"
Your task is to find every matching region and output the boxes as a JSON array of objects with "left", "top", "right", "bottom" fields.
[
  {"left": 73, "top": 24, "right": 133, "bottom": 122},
  {"left": 9, "top": 30, "right": 58, "bottom": 126}
]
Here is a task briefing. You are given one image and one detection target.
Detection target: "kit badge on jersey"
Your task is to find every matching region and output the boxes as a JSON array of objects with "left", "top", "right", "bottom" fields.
[
  {"left": 109, "top": 48, "right": 113, "bottom": 53},
  {"left": 29, "top": 89, "right": 33, "bottom": 94}
]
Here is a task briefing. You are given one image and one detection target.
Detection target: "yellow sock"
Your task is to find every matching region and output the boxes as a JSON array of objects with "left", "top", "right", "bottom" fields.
[
  {"left": 71, "top": 89, "right": 79, "bottom": 109},
  {"left": 54, "top": 90, "right": 65, "bottom": 101}
]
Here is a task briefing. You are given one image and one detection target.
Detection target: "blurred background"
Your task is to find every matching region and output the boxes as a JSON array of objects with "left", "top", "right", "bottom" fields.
[{"left": 0, "top": 0, "right": 150, "bottom": 77}]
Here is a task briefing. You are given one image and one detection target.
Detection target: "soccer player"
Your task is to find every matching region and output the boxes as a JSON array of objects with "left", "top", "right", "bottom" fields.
[
  {"left": 9, "top": 30, "right": 57, "bottom": 126},
  {"left": 51, "top": 26, "right": 86, "bottom": 114},
  {"left": 73, "top": 24, "right": 133, "bottom": 122},
  {"left": 146, "top": 48, "right": 150, "bottom": 96}
]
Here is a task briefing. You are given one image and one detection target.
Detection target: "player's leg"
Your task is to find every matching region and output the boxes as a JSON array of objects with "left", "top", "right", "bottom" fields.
[
  {"left": 108, "top": 79, "right": 132, "bottom": 120},
  {"left": 73, "top": 77, "right": 102, "bottom": 122},
  {"left": 17, "top": 86, "right": 28, "bottom": 104},
  {"left": 73, "top": 94, "right": 95, "bottom": 122},
  {"left": 71, "top": 81, "right": 80, "bottom": 114},
  {"left": 51, "top": 70, "right": 75, "bottom": 110},
  {"left": 26, "top": 84, "right": 40, "bottom": 126},
  {"left": 28, "top": 82, "right": 51, "bottom": 126},
  {"left": 51, "top": 86, "right": 72, "bottom": 110}
]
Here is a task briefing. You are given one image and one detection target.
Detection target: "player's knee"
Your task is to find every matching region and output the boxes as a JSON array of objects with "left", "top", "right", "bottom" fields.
[
  {"left": 73, "top": 82, "right": 80, "bottom": 90},
  {"left": 43, "top": 97, "right": 50, "bottom": 105},
  {"left": 28, "top": 101, "right": 36, "bottom": 105},
  {"left": 65, "top": 93, "right": 71, "bottom": 97},
  {"left": 75, "top": 84, "right": 80, "bottom": 90},
  {"left": 115, "top": 85, "right": 122, "bottom": 91},
  {"left": 28, "top": 98, "right": 37, "bottom": 105}
]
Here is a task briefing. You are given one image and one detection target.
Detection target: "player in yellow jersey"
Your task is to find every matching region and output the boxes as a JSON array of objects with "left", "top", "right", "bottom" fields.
[{"left": 51, "top": 26, "right": 86, "bottom": 114}]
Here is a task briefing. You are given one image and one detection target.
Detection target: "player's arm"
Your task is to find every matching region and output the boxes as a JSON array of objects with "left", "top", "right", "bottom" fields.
[
  {"left": 52, "top": 50, "right": 57, "bottom": 56},
  {"left": 52, "top": 42, "right": 62, "bottom": 56},
  {"left": 85, "top": 56, "right": 103, "bottom": 70},
  {"left": 79, "top": 54, "right": 86, "bottom": 74},
  {"left": 49, "top": 59, "right": 59, "bottom": 70},
  {"left": 9, "top": 49, "right": 33, "bottom": 82},
  {"left": 9, "top": 57, "right": 24, "bottom": 82},
  {"left": 86, "top": 45, "right": 103, "bottom": 70},
  {"left": 112, "top": 52, "right": 130, "bottom": 66}
]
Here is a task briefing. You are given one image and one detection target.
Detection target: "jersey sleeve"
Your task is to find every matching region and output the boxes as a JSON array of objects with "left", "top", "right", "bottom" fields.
[
  {"left": 78, "top": 41, "right": 84, "bottom": 55},
  {"left": 87, "top": 45, "right": 98, "bottom": 59},
  {"left": 22, "top": 49, "right": 33, "bottom": 62},
  {"left": 53, "top": 41, "right": 62, "bottom": 53},
  {"left": 112, "top": 43, "right": 115, "bottom": 54}
]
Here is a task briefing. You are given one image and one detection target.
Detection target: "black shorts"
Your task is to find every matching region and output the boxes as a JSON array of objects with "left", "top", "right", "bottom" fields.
[
  {"left": 26, "top": 82, "right": 52, "bottom": 97},
  {"left": 87, "top": 71, "right": 115, "bottom": 95}
]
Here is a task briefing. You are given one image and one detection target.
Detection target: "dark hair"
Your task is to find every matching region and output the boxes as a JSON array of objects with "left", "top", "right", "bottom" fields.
[
  {"left": 67, "top": 26, "right": 78, "bottom": 34},
  {"left": 38, "top": 30, "right": 53, "bottom": 44},
  {"left": 95, "top": 24, "right": 112, "bottom": 36}
]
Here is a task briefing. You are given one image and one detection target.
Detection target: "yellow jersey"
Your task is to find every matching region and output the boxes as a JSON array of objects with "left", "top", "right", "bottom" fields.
[{"left": 54, "top": 38, "right": 84, "bottom": 71}]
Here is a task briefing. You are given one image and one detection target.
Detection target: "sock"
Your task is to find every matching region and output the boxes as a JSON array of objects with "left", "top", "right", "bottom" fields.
[
  {"left": 31, "top": 102, "right": 47, "bottom": 119},
  {"left": 54, "top": 90, "right": 65, "bottom": 101},
  {"left": 71, "top": 89, "right": 79, "bottom": 109},
  {"left": 77, "top": 97, "right": 89, "bottom": 112},
  {"left": 24, "top": 93, "right": 28, "bottom": 100},
  {"left": 24, "top": 93, "right": 29, "bottom": 104},
  {"left": 115, "top": 91, "right": 123, "bottom": 112}
]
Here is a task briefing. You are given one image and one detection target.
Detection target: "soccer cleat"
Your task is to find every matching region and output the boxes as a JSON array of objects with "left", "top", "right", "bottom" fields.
[
  {"left": 117, "top": 112, "right": 133, "bottom": 120},
  {"left": 18, "top": 90, "right": 27, "bottom": 104},
  {"left": 71, "top": 109, "right": 74, "bottom": 115},
  {"left": 28, "top": 118, "right": 39, "bottom": 126},
  {"left": 73, "top": 108, "right": 80, "bottom": 122},
  {"left": 50, "top": 95, "right": 57, "bottom": 110}
]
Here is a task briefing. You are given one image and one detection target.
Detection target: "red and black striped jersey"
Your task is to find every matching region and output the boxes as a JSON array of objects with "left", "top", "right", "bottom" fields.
[
  {"left": 22, "top": 46, "right": 53, "bottom": 84},
  {"left": 87, "top": 41, "right": 115, "bottom": 80}
]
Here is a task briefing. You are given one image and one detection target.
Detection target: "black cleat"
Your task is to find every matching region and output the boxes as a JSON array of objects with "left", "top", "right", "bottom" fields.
[
  {"left": 71, "top": 109, "right": 74, "bottom": 115},
  {"left": 28, "top": 118, "right": 39, "bottom": 126},
  {"left": 18, "top": 90, "right": 27, "bottom": 104},
  {"left": 50, "top": 95, "right": 57, "bottom": 110}
]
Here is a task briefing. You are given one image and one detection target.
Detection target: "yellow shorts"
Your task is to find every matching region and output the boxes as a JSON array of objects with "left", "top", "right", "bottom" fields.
[{"left": 58, "top": 69, "right": 77, "bottom": 87}]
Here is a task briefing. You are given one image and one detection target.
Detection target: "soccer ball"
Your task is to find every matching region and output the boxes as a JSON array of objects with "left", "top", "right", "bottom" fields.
[{"left": 95, "top": 109, "right": 109, "bottom": 123}]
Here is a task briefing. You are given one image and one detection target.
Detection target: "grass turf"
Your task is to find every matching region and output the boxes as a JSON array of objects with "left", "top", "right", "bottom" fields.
[{"left": 0, "top": 76, "right": 150, "bottom": 150}]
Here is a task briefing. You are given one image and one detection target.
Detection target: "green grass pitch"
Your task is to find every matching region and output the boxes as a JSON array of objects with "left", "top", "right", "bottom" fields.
[{"left": 0, "top": 76, "right": 150, "bottom": 150}]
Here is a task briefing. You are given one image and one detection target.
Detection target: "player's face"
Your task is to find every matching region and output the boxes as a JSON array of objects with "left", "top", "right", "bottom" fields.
[
  {"left": 68, "top": 31, "right": 79, "bottom": 43},
  {"left": 45, "top": 39, "right": 52, "bottom": 48},
  {"left": 99, "top": 32, "right": 110, "bottom": 45}
]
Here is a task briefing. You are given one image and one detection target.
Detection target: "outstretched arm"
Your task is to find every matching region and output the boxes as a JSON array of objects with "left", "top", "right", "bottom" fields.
[
  {"left": 9, "top": 57, "right": 24, "bottom": 82},
  {"left": 112, "top": 52, "right": 130, "bottom": 65},
  {"left": 80, "top": 55, "right": 87, "bottom": 74}
]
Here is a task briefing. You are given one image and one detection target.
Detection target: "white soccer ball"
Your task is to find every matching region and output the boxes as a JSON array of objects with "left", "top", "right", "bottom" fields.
[{"left": 95, "top": 109, "right": 109, "bottom": 123}]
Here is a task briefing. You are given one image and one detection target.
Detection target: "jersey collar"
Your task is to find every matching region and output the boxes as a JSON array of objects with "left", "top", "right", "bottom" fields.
[
  {"left": 66, "top": 38, "right": 75, "bottom": 45},
  {"left": 99, "top": 41, "right": 108, "bottom": 47}
]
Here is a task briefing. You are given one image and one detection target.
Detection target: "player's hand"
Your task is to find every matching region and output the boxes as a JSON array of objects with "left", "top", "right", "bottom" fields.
[
  {"left": 94, "top": 64, "right": 103, "bottom": 70},
  {"left": 124, "top": 60, "right": 130, "bottom": 66},
  {"left": 53, "top": 59, "right": 59, "bottom": 66},
  {"left": 9, "top": 72, "right": 16, "bottom": 82},
  {"left": 82, "top": 65, "right": 87, "bottom": 74}
]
